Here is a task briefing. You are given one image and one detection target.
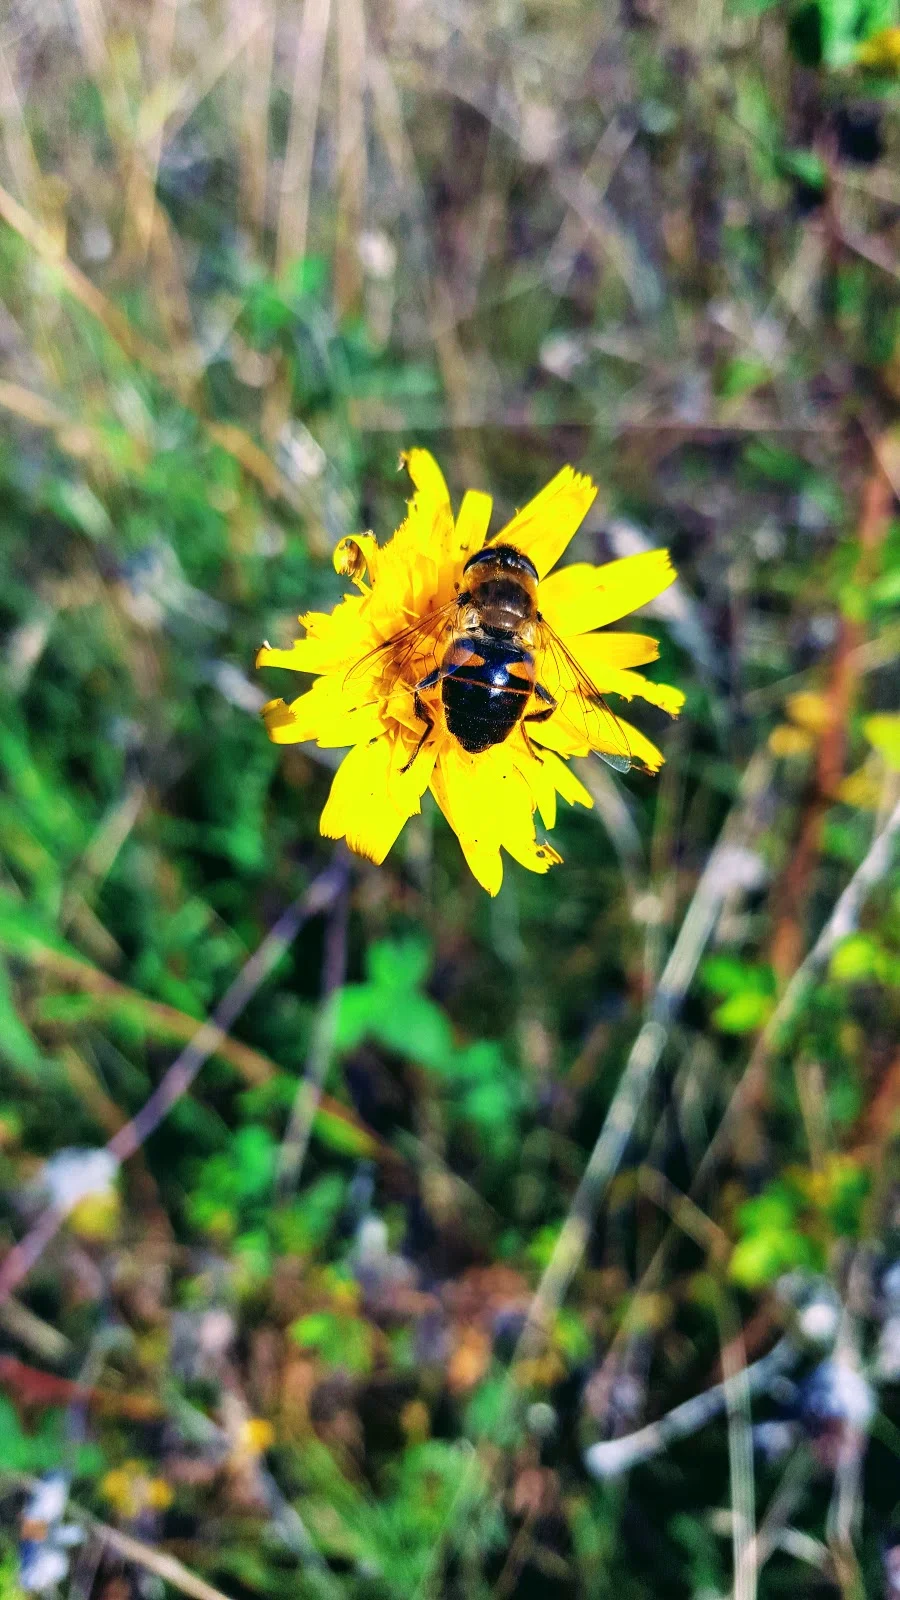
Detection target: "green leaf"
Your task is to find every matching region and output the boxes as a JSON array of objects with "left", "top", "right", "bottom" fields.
[
  {"left": 290, "top": 1310, "right": 372, "bottom": 1373},
  {"left": 460, "top": 1078, "right": 515, "bottom": 1129},
  {"left": 274, "top": 1175, "right": 346, "bottom": 1252},
  {"left": 702, "top": 953, "right": 756, "bottom": 996},
  {"left": 313, "top": 1104, "right": 377, "bottom": 1157},
  {"left": 829, "top": 932, "right": 882, "bottom": 982},
  {"left": 778, "top": 148, "right": 828, "bottom": 190},
  {"left": 729, "top": 1227, "right": 816, "bottom": 1287},
  {"left": 864, "top": 713, "right": 900, "bottom": 771},
  {"left": 712, "top": 989, "right": 775, "bottom": 1033},
  {"left": 718, "top": 356, "right": 772, "bottom": 399},
  {"left": 0, "top": 956, "right": 46, "bottom": 1076},
  {"left": 366, "top": 936, "right": 432, "bottom": 992}
]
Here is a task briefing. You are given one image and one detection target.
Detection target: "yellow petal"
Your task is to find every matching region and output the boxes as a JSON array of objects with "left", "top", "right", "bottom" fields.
[
  {"left": 857, "top": 25, "right": 900, "bottom": 68},
  {"left": 541, "top": 749, "right": 594, "bottom": 811},
  {"left": 509, "top": 741, "right": 593, "bottom": 831},
  {"left": 504, "top": 834, "right": 563, "bottom": 875},
  {"left": 262, "top": 678, "right": 383, "bottom": 747},
  {"left": 786, "top": 690, "right": 831, "bottom": 736},
  {"left": 562, "top": 659, "right": 685, "bottom": 717},
  {"left": 563, "top": 631, "right": 661, "bottom": 671},
  {"left": 430, "top": 743, "right": 563, "bottom": 893},
  {"left": 511, "top": 740, "right": 556, "bottom": 829},
  {"left": 257, "top": 595, "right": 370, "bottom": 677},
  {"left": 256, "top": 640, "right": 331, "bottom": 675},
  {"left": 261, "top": 698, "right": 311, "bottom": 744},
  {"left": 531, "top": 710, "right": 666, "bottom": 773},
  {"left": 320, "top": 734, "right": 436, "bottom": 863},
  {"left": 452, "top": 489, "right": 493, "bottom": 564},
  {"left": 430, "top": 744, "right": 505, "bottom": 895},
  {"left": 539, "top": 549, "right": 676, "bottom": 635},
  {"left": 491, "top": 465, "right": 598, "bottom": 578},
  {"left": 401, "top": 448, "right": 451, "bottom": 511},
  {"left": 397, "top": 449, "right": 455, "bottom": 562}
]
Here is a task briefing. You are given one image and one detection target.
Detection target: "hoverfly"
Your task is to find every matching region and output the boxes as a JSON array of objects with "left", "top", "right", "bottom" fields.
[{"left": 346, "top": 542, "right": 634, "bottom": 774}]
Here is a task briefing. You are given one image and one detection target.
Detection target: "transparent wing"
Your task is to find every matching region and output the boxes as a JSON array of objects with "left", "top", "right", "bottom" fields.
[
  {"left": 534, "top": 621, "right": 634, "bottom": 773},
  {"left": 343, "top": 596, "right": 461, "bottom": 694}
]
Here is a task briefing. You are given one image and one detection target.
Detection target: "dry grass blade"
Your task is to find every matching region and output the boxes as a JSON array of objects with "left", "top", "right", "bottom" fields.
[
  {"left": 276, "top": 0, "right": 332, "bottom": 275},
  {"left": 334, "top": 0, "right": 366, "bottom": 317},
  {"left": 238, "top": 0, "right": 276, "bottom": 234}
]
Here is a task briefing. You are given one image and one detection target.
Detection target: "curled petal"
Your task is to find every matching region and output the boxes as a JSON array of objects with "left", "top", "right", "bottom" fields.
[
  {"left": 503, "top": 832, "right": 563, "bottom": 875},
  {"left": 540, "top": 550, "right": 676, "bottom": 635},
  {"left": 334, "top": 532, "right": 380, "bottom": 586},
  {"left": 491, "top": 465, "right": 598, "bottom": 578},
  {"left": 321, "top": 734, "right": 436, "bottom": 863}
]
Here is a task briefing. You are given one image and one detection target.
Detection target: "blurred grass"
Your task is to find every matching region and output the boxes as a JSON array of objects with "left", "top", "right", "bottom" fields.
[{"left": 1, "top": 0, "right": 900, "bottom": 1596}]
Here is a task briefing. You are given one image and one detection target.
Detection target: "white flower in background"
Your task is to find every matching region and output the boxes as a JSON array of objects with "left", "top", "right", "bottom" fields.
[
  {"left": 19, "top": 1474, "right": 83, "bottom": 1594},
  {"left": 40, "top": 1148, "right": 119, "bottom": 1213}
]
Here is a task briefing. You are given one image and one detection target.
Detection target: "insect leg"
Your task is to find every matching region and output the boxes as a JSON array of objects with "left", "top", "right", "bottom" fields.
[
  {"left": 524, "top": 682, "right": 557, "bottom": 725},
  {"left": 400, "top": 667, "right": 442, "bottom": 772}
]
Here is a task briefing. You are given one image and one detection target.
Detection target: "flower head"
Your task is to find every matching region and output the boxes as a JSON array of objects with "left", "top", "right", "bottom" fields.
[{"left": 258, "top": 453, "right": 683, "bottom": 894}]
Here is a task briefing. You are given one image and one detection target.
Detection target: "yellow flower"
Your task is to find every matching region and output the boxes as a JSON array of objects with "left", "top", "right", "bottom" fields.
[
  {"left": 857, "top": 25, "right": 900, "bottom": 70},
  {"left": 237, "top": 1417, "right": 276, "bottom": 1456},
  {"left": 100, "top": 1462, "right": 173, "bottom": 1519},
  {"left": 258, "top": 453, "right": 683, "bottom": 894}
]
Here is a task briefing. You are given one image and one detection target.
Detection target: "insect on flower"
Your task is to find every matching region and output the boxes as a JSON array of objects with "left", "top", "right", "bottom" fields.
[{"left": 257, "top": 453, "right": 684, "bottom": 894}]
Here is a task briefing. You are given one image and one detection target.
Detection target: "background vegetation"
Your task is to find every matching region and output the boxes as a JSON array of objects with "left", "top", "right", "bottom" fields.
[{"left": 1, "top": 0, "right": 900, "bottom": 1595}]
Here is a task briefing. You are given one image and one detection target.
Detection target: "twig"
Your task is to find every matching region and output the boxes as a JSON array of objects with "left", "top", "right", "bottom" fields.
[
  {"left": 413, "top": 751, "right": 773, "bottom": 1595},
  {"left": 584, "top": 1339, "right": 795, "bottom": 1479},
  {"left": 701, "top": 789, "right": 900, "bottom": 1173},
  {"left": 719, "top": 1303, "right": 758, "bottom": 1600},
  {"left": 0, "top": 867, "right": 344, "bottom": 1306},
  {"left": 6, "top": 927, "right": 384, "bottom": 1156},
  {"left": 58, "top": 1490, "right": 237, "bottom": 1600},
  {"left": 768, "top": 458, "right": 892, "bottom": 984},
  {"left": 512, "top": 753, "right": 772, "bottom": 1362},
  {"left": 0, "top": 1298, "right": 71, "bottom": 1364},
  {"left": 276, "top": 856, "right": 350, "bottom": 1198}
]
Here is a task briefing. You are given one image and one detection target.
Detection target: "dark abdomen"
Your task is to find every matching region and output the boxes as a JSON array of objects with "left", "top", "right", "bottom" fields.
[{"left": 441, "top": 634, "right": 533, "bottom": 754}]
